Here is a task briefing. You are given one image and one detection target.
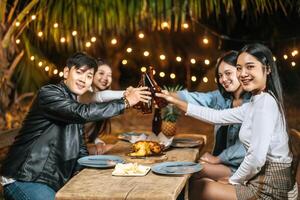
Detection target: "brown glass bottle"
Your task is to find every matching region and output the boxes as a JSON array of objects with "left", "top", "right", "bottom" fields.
[
  {"left": 145, "top": 66, "right": 168, "bottom": 108},
  {"left": 133, "top": 72, "right": 152, "bottom": 114},
  {"left": 152, "top": 107, "right": 162, "bottom": 135}
]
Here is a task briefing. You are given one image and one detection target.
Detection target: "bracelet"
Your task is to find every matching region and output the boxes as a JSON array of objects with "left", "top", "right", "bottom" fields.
[{"left": 122, "top": 97, "right": 130, "bottom": 109}]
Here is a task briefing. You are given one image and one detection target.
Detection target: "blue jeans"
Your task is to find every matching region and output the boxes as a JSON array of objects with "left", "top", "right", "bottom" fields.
[{"left": 3, "top": 181, "right": 55, "bottom": 200}]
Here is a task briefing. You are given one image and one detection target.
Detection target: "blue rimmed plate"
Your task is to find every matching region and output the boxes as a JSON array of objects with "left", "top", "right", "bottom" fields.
[
  {"left": 78, "top": 155, "right": 124, "bottom": 168},
  {"left": 151, "top": 161, "right": 202, "bottom": 175}
]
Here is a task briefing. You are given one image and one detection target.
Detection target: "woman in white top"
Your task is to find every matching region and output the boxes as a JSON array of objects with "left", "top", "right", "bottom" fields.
[{"left": 157, "top": 43, "right": 298, "bottom": 199}]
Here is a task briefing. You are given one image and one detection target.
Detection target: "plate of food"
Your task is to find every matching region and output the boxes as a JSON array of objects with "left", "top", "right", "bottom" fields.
[
  {"left": 127, "top": 141, "right": 164, "bottom": 157},
  {"left": 171, "top": 138, "right": 203, "bottom": 148},
  {"left": 78, "top": 155, "right": 124, "bottom": 168},
  {"left": 151, "top": 161, "right": 202, "bottom": 175},
  {"left": 112, "top": 163, "right": 151, "bottom": 176}
]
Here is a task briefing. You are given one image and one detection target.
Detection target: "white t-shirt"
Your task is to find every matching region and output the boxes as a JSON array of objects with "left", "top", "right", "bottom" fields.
[{"left": 186, "top": 92, "right": 292, "bottom": 185}]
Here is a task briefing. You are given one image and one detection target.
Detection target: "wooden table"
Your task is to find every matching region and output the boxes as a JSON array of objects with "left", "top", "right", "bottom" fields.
[{"left": 56, "top": 140, "right": 202, "bottom": 200}]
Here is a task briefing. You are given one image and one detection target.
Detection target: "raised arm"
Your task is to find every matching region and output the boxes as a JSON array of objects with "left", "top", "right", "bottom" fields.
[{"left": 156, "top": 91, "right": 246, "bottom": 125}]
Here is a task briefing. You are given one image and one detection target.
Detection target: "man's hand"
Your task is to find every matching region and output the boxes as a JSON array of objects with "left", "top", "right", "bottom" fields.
[{"left": 125, "top": 86, "right": 152, "bottom": 107}]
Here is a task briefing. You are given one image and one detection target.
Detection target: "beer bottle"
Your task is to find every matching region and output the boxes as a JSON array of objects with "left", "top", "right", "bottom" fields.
[
  {"left": 145, "top": 66, "right": 168, "bottom": 108},
  {"left": 152, "top": 107, "right": 162, "bottom": 135},
  {"left": 133, "top": 72, "right": 152, "bottom": 114}
]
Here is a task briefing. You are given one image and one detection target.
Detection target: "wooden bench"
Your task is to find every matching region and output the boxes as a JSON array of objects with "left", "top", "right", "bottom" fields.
[{"left": 290, "top": 128, "right": 300, "bottom": 196}]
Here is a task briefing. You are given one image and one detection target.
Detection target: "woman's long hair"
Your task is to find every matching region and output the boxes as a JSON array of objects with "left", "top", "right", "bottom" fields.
[{"left": 214, "top": 50, "right": 239, "bottom": 99}]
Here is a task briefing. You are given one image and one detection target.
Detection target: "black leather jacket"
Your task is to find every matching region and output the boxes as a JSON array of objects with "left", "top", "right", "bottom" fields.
[{"left": 1, "top": 83, "right": 125, "bottom": 191}]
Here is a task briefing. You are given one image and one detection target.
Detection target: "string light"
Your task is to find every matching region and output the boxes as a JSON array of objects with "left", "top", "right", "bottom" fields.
[
  {"left": 126, "top": 47, "right": 132, "bottom": 53},
  {"left": 183, "top": 23, "right": 189, "bottom": 29},
  {"left": 203, "top": 77, "right": 208, "bottom": 83},
  {"left": 204, "top": 59, "right": 210, "bottom": 65},
  {"left": 159, "top": 54, "right": 166, "bottom": 60},
  {"left": 283, "top": 54, "right": 288, "bottom": 60},
  {"left": 176, "top": 56, "right": 182, "bottom": 62},
  {"left": 31, "top": 15, "right": 36, "bottom": 20},
  {"left": 45, "top": 66, "right": 50, "bottom": 71},
  {"left": 53, "top": 69, "right": 58, "bottom": 75},
  {"left": 159, "top": 72, "right": 165, "bottom": 77},
  {"left": 38, "top": 61, "right": 43, "bottom": 67},
  {"left": 30, "top": 56, "right": 35, "bottom": 61},
  {"left": 15, "top": 21, "right": 20, "bottom": 27},
  {"left": 152, "top": 69, "right": 156, "bottom": 75},
  {"left": 170, "top": 73, "right": 176, "bottom": 79},
  {"left": 59, "top": 72, "right": 64, "bottom": 77},
  {"left": 111, "top": 38, "right": 117, "bottom": 45},
  {"left": 161, "top": 21, "right": 169, "bottom": 29},
  {"left": 203, "top": 38, "right": 209, "bottom": 44},
  {"left": 91, "top": 37, "right": 96, "bottom": 42},
  {"left": 138, "top": 33, "right": 144, "bottom": 39},
  {"left": 72, "top": 31, "right": 77, "bottom": 36},
  {"left": 190, "top": 58, "right": 196, "bottom": 64},
  {"left": 291, "top": 50, "right": 298, "bottom": 57},
  {"left": 273, "top": 56, "right": 276, "bottom": 61},
  {"left": 143, "top": 51, "right": 150, "bottom": 57},
  {"left": 15, "top": 39, "right": 20, "bottom": 44},
  {"left": 60, "top": 37, "right": 66, "bottom": 43},
  {"left": 85, "top": 42, "right": 91, "bottom": 47},
  {"left": 191, "top": 76, "right": 197, "bottom": 82},
  {"left": 38, "top": 31, "right": 43, "bottom": 37},
  {"left": 140, "top": 66, "right": 147, "bottom": 72},
  {"left": 291, "top": 61, "right": 296, "bottom": 67},
  {"left": 122, "top": 59, "right": 127, "bottom": 65},
  {"left": 53, "top": 23, "right": 58, "bottom": 28}
]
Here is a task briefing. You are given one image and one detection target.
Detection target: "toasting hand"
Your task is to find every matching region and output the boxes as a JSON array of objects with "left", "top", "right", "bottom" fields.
[{"left": 125, "top": 86, "right": 152, "bottom": 107}]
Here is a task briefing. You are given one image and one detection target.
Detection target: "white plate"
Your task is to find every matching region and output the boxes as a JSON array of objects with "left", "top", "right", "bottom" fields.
[
  {"left": 112, "top": 163, "right": 151, "bottom": 176},
  {"left": 78, "top": 155, "right": 124, "bottom": 168}
]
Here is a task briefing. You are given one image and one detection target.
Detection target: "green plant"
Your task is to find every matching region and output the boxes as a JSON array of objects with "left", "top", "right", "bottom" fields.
[{"left": 161, "top": 85, "right": 183, "bottom": 122}]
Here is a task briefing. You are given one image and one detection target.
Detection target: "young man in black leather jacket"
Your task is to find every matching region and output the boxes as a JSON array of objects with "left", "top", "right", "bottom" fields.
[{"left": 1, "top": 52, "right": 151, "bottom": 200}]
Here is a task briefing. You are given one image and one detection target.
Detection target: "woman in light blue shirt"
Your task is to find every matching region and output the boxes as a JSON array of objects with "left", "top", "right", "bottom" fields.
[{"left": 175, "top": 51, "right": 250, "bottom": 182}]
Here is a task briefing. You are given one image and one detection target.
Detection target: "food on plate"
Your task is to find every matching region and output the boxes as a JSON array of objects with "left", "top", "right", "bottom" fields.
[
  {"left": 128, "top": 141, "right": 163, "bottom": 157},
  {"left": 112, "top": 163, "right": 150, "bottom": 176}
]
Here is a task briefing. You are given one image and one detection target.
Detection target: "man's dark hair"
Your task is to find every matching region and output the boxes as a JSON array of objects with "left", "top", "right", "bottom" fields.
[{"left": 66, "top": 52, "right": 97, "bottom": 72}]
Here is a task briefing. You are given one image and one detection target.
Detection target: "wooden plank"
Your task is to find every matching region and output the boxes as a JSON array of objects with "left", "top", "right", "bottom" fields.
[{"left": 56, "top": 141, "right": 200, "bottom": 200}]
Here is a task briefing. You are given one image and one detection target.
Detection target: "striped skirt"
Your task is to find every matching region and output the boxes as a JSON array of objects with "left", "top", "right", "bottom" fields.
[{"left": 235, "top": 162, "right": 298, "bottom": 200}]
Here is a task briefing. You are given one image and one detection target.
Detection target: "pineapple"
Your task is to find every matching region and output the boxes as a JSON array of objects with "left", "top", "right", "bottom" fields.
[{"left": 161, "top": 85, "right": 182, "bottom": 136}]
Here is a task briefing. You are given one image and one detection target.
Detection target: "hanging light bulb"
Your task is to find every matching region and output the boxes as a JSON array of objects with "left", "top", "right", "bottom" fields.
[
  {"left": 72, "top": 31, "right": 77, "bottom": 36},
  {"left": 31, "top": 15, "right": 36, "bottom": 20},
  {"left": 122, "top": 59, "right": 128, "bottom": 65},
  {"left": 190, "top": 58, "right": 196, "bottom": 64},
  {"left": 143, "top": 51, "right": 150, "bottom": 57},
  {"left": 30, "top": 56, "right": 35, "bottom": 61},
  {"left": 159, "top": 72, "right": 165, "bottom": 77},
  {"left": 203, "top": 77, "right": 208, "bottom": 83},
  {"left": 273, "top": 56, "right": 276, "bottom": 61},
  {"left": 291, "top": 61, "right": 296, "bottom": 67},
  {"left": 138, "top": 33, "right": 144, "bottom": 39},
  {"left": 85, "top": 42, "right": 91, "bottom": 47},
  {"left": 161, "top": 21, "right": 169, "bottom": 29},
  {"left": 38, "top": 31, "right": 43, "bottom": 37},
  {"left": 59, "top": 72, "right": 64, "bottom": 77},
  {"left": 170, "top": 73, "right": 176, "bottom": 79},
  {"left": 141, "top": 67, "right": 147, "bottom": 72},
  {"left": 15, "top": 39, "right": 20, "bottom": 44},
  {"left": 176, "top": 56, "right": 182, "bottom": 62},
  {"left": 183, "top": 23, "right": 189, "bottom": 29},
  {"left": 38, "top": 61, "right": 43, "bottom": 67},
  {"left": 203, "top": 37, "right": 209, "bottom": 44},
  {"left": 283, "top": 54, "right": 288, "bottom": 60},
  {"left": 191, "top": 76, "right": 197, "bottom": 82},
  {"left": 53, "top": 69, "right": 58, "bottom": 75},
  {"left": 15, "top": 21, "right": 20, "bottom": 27},
  {"left": 45, "top": 66, "right": 50, "bottom": 71},
  {"left": 53, "top": 23, "right": 58, "bottom": 28},
  {"left": 111, "top": 38, "right": 117, "bottom": 45},
  {"left": 204, "top": 59, "right": 210, "bottom": 65},
  {"left": 126, "top": 47, "right": 132, "bottom": 53},
  {"left": 91, "top": 37, "right": 96, "bottom": 42},
  {"left": 160, "top": 54, "right": 166, "bottom": 60}
]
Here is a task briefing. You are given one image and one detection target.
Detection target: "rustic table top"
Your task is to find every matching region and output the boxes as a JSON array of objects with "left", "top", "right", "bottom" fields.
[{"left": 55, "top": 140, "right": 202, "bottom": 200}]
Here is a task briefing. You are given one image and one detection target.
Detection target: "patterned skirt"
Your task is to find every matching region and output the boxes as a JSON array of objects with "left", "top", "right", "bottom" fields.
[{"left": 234, "top": 162, "right": 298, "bottom": 200}]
